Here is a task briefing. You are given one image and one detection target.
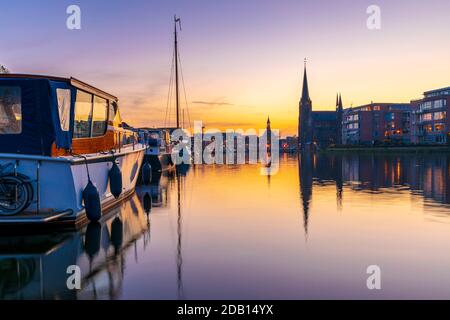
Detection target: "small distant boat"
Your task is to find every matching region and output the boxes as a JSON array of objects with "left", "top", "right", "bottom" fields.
[
  {"left": 0, "top": 74, "right": 146, "bottom": 227},
  {"left": 139, "top": 128, "right": 175, "bottom": 173}
]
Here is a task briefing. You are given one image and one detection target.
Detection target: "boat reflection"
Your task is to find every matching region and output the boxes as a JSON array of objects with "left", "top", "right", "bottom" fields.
[
  {"left": 0, "top": 166, "right": 183, "bottom": 300},
  {"left": 0, "top": 191, "right": 154, "bottom": 300}
]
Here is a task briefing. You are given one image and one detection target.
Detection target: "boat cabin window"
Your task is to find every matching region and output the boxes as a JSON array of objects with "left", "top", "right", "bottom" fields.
[
  {"left": 108, "top": 101, "right": 116, "bottom": 122},
  {"left": 0, "top": 86, "right": 22, "bottom": 134},
  {"left": 74, "top": 90, "right": 93, "bottom": 138},
  {"left": 92, "top": 96, "right": 108, "bottom": 137},
  {"left": 56, "top": 88, "right": 70, "bottom": 131}
]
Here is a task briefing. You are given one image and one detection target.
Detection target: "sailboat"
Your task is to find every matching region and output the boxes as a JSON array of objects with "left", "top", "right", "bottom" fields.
[{"left": 140, "top": 15, "right": 191, "bottom": 174}]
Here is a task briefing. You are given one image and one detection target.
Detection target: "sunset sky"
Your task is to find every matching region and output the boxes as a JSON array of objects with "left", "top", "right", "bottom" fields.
[{"left": 1, "top": 0, "right": 449, "bottom": 136}]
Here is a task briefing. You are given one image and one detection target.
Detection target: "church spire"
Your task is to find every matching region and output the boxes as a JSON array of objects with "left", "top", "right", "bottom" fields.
[
  {"left": 336, "top": 93, "right": 343, "bottom": 145},
  {"left": 298, "top": 58, "right": 313, "bottom": 147},
  {"left": 301, "top": 58, "right": 310, "bottom": 103}
]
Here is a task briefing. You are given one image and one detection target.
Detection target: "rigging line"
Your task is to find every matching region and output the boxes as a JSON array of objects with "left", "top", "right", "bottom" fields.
[
  {"left": 164, "top": 50, "right": 174, "bottom": 127},
  {"left": 164, "top": 46, "right": 176, "bottom": 128},
  {"left": 177, "top": 49, "right": 192, "bottom": 133}
]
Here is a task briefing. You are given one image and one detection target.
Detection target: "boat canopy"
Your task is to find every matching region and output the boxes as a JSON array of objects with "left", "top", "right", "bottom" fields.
[{"left": 0, "top": 75, "right": 118, "bottom": 156}]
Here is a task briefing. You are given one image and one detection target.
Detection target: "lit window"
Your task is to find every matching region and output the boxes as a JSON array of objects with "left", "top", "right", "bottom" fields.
[
  {"left": 92, "top": 96, "right": 108, "bottom": 137},
  {"left": 74, "top": 90, "right": 93, "bottom": 138},
  {"left": 0, "top": 86, "right": 21, "bottom": 134}
]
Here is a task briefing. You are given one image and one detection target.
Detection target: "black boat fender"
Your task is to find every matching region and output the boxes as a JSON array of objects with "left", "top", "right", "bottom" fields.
[
  {"left": 143, "top": 192, "right": 152, "bottom": 214},
  {"left": 81, "top": 157, "right": 101, "bottom": 222},
  {"left": 142, "top": 161, "right": 152, "bottom": 185},
  {"left": 109, "top": 158, "right": 122, "bottom": 199}
]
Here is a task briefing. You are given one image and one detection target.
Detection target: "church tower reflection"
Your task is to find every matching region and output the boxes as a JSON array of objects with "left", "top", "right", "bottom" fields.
[
  {"left": 298, "top": 152, "right": 313, "bottom": 237},
  {"left": 335, "top": 155, "right": 343, "bottom": 210}
]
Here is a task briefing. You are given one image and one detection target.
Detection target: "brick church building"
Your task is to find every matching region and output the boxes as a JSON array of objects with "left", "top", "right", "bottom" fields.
[{"left": 298, "top": 63, "right": 343, "bottom": 149}]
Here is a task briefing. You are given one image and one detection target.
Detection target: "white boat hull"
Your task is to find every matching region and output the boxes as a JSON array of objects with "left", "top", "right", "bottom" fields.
[{"left": 0, "top": 144, "right": 145, "bottom": 226}]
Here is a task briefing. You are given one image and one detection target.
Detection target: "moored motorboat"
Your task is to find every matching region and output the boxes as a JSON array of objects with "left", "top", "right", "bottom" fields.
[
  {"left": 139, "top": 128, "right": 175, "bottom": 173},
  {"left": 0, "top": 74, "right": 146, "bottom": 228}
]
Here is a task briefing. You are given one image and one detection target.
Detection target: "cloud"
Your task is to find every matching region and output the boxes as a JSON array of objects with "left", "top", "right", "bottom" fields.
[{"left": 192, "top": 100, "right": 234, "bottom": 107}]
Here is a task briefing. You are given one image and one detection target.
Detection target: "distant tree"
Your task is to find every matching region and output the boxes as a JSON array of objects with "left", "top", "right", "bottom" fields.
[{"left": 0, "top": 65, "right": 10, "bottom": 74}]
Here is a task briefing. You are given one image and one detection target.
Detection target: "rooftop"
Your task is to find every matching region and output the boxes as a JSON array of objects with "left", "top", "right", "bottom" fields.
[
  {"left": 0, "top": 73, "right": 118, "bottom": 101},
  {"left": 424, "top": 86, "right": 450, "bottom": 97}
]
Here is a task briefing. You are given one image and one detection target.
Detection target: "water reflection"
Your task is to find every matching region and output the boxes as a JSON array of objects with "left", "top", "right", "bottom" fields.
[
  {"left": 0, "top": 186, "right": 153, "bottom": 299},
  {"left": 297, "top": 153, "right": 450, "bottom": 208},
  {"left": 2, "top": 153, "right": 450, "bottom": 299}
]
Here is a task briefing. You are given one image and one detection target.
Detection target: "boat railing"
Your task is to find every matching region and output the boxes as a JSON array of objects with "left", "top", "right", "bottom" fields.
[
  {"left": 0, "top": 157, "right": 71, "bottom": 221},
  {"left": 116, "top": 130, "right": 140, "bottom": 153}
]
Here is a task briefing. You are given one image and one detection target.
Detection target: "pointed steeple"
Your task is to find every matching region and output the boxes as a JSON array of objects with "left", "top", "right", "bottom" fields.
[
  {"left": 336, "top": 93, "right": 343, "bottom": 145},
  {"left": 301, "top": 58, "right": 310, "bottom": 103},
  {"left": 266, "top": 116, "right": 272, "bottom": 150},
  {"left": 298, "top": 58, "right": 313, "bottom": 147},
  {"left": 336, "top": 93, "right": 339, "bottom": 108}
]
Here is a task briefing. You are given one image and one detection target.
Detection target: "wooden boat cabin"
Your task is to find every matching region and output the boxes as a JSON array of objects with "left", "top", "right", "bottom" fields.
[{"left": 0, "top": 74, "right": 137, "bottom": 157}]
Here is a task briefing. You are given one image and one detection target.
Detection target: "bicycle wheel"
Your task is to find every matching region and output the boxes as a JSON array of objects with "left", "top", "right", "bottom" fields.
[
  {"left": 16, "top": 174, "right": 34, "bottom": 209},
  {"left": 0, "top": 176, "right": 30, "bottom": 216}
]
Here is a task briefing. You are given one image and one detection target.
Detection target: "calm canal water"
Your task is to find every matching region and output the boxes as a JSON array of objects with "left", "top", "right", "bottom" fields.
[{"left": 2, "top": 153, "right": 450, "bottom": 299}]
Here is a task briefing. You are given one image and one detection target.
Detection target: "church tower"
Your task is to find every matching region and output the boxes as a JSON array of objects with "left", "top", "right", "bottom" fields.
[
  {"left": 298, "top": 60, "right": 312, "bottom": 148},
  {"left": 336, "top": 93, "right": 343, "bottom": 145},
  {"left": 266, "top": 116, "right": 272, "bottom": 148}
]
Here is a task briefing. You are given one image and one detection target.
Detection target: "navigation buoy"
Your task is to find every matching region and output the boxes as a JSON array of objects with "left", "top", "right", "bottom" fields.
[
  {"left": 83, "top": 180, "right": 102, "bottom": 222},
  {"left": 143, "top": 192, "right": 152, "bottom": 214},
  {"left": 142, "top": 162, "right": 152, "bottom": 185},
  {"left": 109, "top": 161, "right": 122, "bottom": 199}
]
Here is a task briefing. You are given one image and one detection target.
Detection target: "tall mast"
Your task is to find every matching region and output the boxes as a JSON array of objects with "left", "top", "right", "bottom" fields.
[{"left": 174, "top": 15, "right": 181, "bottom": 128}]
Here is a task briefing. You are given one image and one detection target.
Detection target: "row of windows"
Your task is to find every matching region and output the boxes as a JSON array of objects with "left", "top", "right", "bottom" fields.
[
  {"left": 356, "top": 106, "right": 382, "bottom": 112},
  {"left": 0, "top": 86, "right": 111, "bottom": 138},
  {"left": 419, "top": 111, "right": 446, "bottom": 122},
  {"left": 346, "top": 114, "right": 359, "bottom": 122},
  {"left": 423, "top": 123, "right": 445, "bottom": 133},
  {"left": 346, "top": 123, "right": 359, "bottom": 130},
  {"left": 73, "top": 90, "right": 109, "bottom": 138},
  {"left": 420, "top": 99, "right": 447, "bottom": 111},
  {"left": 425, "top": 91, "right": 450, "bottom": 98}
]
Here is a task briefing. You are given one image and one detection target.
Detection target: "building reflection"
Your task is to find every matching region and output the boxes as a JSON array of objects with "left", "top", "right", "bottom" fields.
[
  {"left": 298, "top": 152, "right": 313, "bottom": 236},
  {"left": 297, "top": 153, "right": 450, "bottom": 219}
]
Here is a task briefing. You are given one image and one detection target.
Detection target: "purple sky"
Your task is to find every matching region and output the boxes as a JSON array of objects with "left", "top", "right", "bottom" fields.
[{"left": 1, "top": 0, "right": 449, "bottom": 134}]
